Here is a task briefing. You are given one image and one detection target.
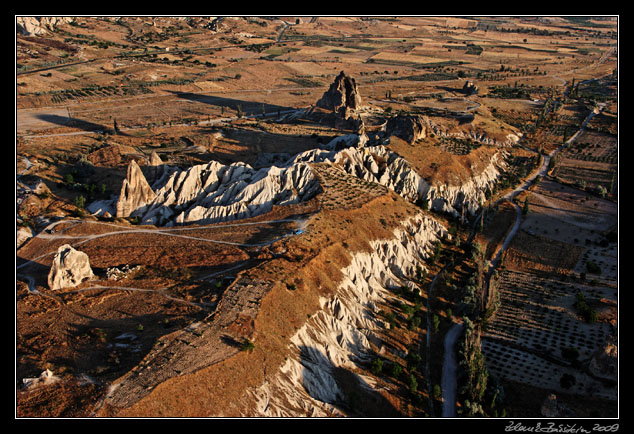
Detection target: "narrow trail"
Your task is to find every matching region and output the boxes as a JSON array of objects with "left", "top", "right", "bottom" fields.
[
  {"left": 16, "top": 216, "right": 307, "bottom": 307},
  {"left": 17, "top": 217, "right": 303, "bottom": 269}
]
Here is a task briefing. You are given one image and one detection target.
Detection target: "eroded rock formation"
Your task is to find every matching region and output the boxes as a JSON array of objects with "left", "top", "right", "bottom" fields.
[
  {"left": 112, "top": 130, "right": 506, "bottom": 226},
  {"left": 47, "top": 244, "right": 94, "bottom": 290},
  {"left": 385, "top": 114, "right": 428, "bottom": 144},
  {"left": 292, "top": 143, "right": 506, "bottom": 218},
  {"left": 462, "top": 80, "right": 479, "bottom": 95},
  {"left": 136, "top": 160, "right": 320, "bottom": 226},
  {"left": 116, "top": 160, "right": 156, "bottom": 218},
  {"left": 16, "top": 17, "right": 75, "bottom": 36},
  {"left": 316, "top": 71, "right": 362, "bottom": 118},
  {"left": 246, "top": 213, "right": 448, "bottom": 416}
]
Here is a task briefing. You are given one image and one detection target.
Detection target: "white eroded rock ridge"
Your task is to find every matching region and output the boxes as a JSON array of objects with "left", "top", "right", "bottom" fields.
[
  {"left": 292, "top": 143, "right": 507, "bottom": 218},
  {"left": 245, "top": 213, "right": 448, "bottom": 416},
  {"left": 112, "top": 133, "right": 506, "bottom": 226},
  {"left": 125, "top": 160, "right": 320, "bottom": 226}
]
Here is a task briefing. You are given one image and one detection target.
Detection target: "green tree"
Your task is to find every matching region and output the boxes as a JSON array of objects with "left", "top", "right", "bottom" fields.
[
  {"left": 406, "top": 351, "right": 422, "bottom": 371},
  {"left": 391, "top": 362, "right": 403, "bottom": 379},
  {"left": 370, "top": 357, "right": 384, "bottom": 375},
  {"left": 408, "top": 373, "right": 418, "bottom": 394},
  {"left": 460, "top": 318, "right": 489, "bottom": 403},
  {"left": 74, "top": 195, "right": 86, "bottom": 209},
  {"left": 432, "top": 384, "right": 442, "bottom": 401},
  {"left": 241, "top": 339, "right": 255, "bottom": 353}
]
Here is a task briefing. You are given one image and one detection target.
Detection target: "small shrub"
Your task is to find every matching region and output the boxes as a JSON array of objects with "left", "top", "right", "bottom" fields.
[
  {"left": 586, "top": 261, "right": 601, "bottom": 275},
  {"left": 408, "top": 374, "right": 418, "bottom": 394},
  {"left": 370, "top": 357, "right": 384, "bottom": 375},
  {"left": 432, "top": 314, "right": 440, "bottom": 332},
  {"left": 391, "top": 362, "right": 403, "bottom": 379},
  {"left": 241, "top": 339, "right": 255, "bottom": 353},
  {"left": 74, "top": 195, "right": 86, "bottom": 209},
  {"left": 432, "top": 384, "right": 442, "bottom": 401},
  {"left": 560, "top": 373, "right": 576, "bottom": 389}
]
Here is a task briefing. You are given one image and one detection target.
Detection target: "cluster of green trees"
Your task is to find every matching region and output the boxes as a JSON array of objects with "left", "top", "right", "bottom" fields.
[
  {"left": 369, "top": 343, "right": 425, "bottom": 406},
  {"left": 573, "top": 291, "right": 597, "bottom": 323},
  {"left": 457, "top": 317, "right": 506, "bottom": 417}
]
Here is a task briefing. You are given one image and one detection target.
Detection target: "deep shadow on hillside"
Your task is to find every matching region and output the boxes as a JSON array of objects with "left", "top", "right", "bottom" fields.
[
  {"left": 298, "top": 345, "right": 403, "bottom": 417},
  {"left": 34, "top": 114, "right": 125, "bottom": 135},
  {"left": 166, "top": 90, "right": 292, "bottom": 117}
]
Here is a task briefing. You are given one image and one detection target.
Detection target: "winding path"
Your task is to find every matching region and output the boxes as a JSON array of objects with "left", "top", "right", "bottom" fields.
[{"left": 16, "top": 216, "right": 305, "bottom": 304}]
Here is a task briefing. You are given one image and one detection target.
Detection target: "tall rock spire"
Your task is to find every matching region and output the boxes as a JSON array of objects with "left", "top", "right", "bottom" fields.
[
  {"left": 116, "top": 159, "right": 156, "bottom": 218},
  {"left": 316, "top": 71, "right": 362, "bottom": 117}
]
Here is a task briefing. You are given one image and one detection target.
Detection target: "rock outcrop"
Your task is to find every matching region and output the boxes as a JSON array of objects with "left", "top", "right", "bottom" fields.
[
  {"left": 145, "top": 151, "right": 166, "bottom": 183},
  {"left": 17, "top": 226, "right": 34, "bottom": 249},
  {"left": 589, "top": 339, "right": 617, "bottom": 381},
  {"left": 22, "top": 369, "right": 60, "bottom": 389},
  {"left": 113, "top": 130, "right": 506, "bottom": 226},
  {"left": 135, "top": 160, "right": 320, "bottom": 226},
  {"left": 33, "top": 180, "right": 51, "bottom": 196},
  {"left": 425, "top": 117, "right": 520, "bottom": 148},
  {"left": 116, "top": 160, "right": 157, "bottom": 218},
  {"left": 47, "top": 244, "right": 94, "bottom": 290},
  {"left": 385, "top": 114, "right": 428, "bottom": 144},
  {"left": 148, "top": 151, "right": 163, "bottom": 167},
  {"left": 316, "top": 71, "right": 362, "bottom": 118},
  {"left": 462, "top": 80, "right": 479, "bottom": 95},
  {"left": 16, "top": 17, "right": 75, "bottom": 36}
]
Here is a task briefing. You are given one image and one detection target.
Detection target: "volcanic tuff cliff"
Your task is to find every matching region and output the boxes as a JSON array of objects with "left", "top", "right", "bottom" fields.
[
  {"left": 111, "top": 133, "right": 506, "bottom": 226},
  {"left": 122, "top": 159, "right": 319, "bottom": 226},
  {"left": 244, "top": 213, "right": 448, "bottom": 416},
  {"left": 116, "top": 160, "right": 157, "bottom": 218},
  {"left": 385, "top": 114, "right": 428, "bottom": 145},
  {"left": 291, "top": 143, "right": 507, "bottom": 218}
]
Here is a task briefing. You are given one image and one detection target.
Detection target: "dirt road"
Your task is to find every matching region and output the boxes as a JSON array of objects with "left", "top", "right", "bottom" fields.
[{"left": 441, "top": 322, "right": 464, "bottom": 417}]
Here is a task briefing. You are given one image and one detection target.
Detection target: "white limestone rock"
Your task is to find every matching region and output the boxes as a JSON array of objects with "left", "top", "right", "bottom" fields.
[
  {"left": 48, "top": 244, "right": 94, "bottom": 290},
  {"left": 17, "top": 226, "right": 34, "bottom": 249},
  {"left": 16, "top": 17, "right": 75, "bottom": 36}
]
